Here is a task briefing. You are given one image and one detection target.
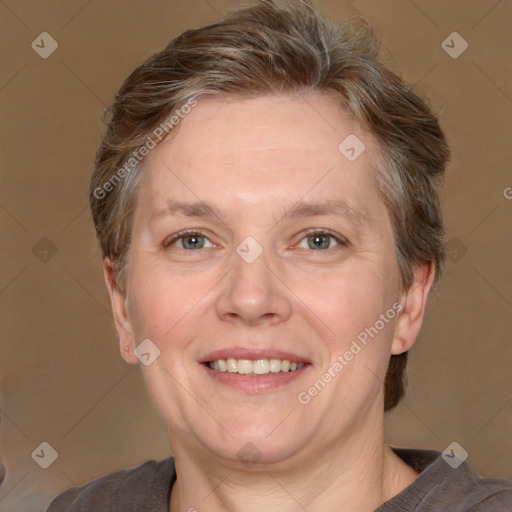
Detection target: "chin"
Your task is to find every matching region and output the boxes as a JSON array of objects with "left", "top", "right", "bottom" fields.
[
  {"left": 198, "top": 419, "right": 312, "bottom": 468},
  {"left": 207, "top": 439, "right": 305, "bottom": 468}
]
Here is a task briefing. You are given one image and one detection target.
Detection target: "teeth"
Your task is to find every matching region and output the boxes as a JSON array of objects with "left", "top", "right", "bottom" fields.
[
  {"left": 237, "top": 359, "right": 252, "bottom": 375},
  {"left": 269, "top": 359, "right": 282, "bottom": 372},
  {"left": 226, "top": 358, "right": 238, "bottom": 373},
  {"left": 253, "top": 359, "right": 270, "bottom": 374},
  {"left": 207, "top": 358, "right": 305, "bottom": 375}
]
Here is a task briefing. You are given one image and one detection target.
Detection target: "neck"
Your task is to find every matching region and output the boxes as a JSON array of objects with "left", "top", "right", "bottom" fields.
[{"left": 168, "top": 411, "right": 418, "bottom": 512}]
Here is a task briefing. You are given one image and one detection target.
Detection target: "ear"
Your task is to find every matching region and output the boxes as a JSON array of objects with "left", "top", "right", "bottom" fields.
[
  {"left": 391, "top": 261, "right": 436, "bottom": 355},
  {"left": 103, "top": 259, "right": 138, "bottom": 364}
]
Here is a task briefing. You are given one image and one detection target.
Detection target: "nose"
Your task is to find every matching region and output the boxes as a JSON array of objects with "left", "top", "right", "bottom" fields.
[{"left": 215, "top": 247, "right": 293, "bottom": 326}]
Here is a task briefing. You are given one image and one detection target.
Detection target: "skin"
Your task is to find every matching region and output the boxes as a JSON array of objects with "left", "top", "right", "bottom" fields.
[{"left": 104, "top": 93, "right": 435, "bottom": 512}]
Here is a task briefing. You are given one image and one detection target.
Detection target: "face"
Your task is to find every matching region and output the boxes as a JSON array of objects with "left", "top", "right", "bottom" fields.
[{"left": 107, "top": 93, "right": 430, "bottom": 467}]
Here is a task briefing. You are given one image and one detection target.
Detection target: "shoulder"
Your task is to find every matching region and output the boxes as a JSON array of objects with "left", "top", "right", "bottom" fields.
[
  {"left": 45, "top": 457, "right": 175, "bottom": 512},
  {"left": 386, "top": 447, "right": 512, "bottom": 511},
  {"left": 454, "top": 463, "right": 512, "bottom": 511}
]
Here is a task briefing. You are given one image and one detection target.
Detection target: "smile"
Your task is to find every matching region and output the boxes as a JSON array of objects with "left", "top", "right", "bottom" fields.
[{"left": 207, "top": 358, "right": 305, "bottom": 375}]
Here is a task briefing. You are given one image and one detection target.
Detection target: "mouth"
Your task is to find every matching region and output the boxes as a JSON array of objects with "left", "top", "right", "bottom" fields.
[
  {"left": 206, "top": 358, "right": 305, "bottom": 375},
  {"left": 200, "top": 349, "right": 311, "bottom": 393}
]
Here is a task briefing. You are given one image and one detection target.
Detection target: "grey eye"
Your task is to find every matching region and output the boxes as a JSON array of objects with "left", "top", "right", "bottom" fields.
[
  {"left": 307, "top": 233, "right": 333, "bottom": 250},
  {"left": 180, "top": 234, "right": 206, "bottom": 249},
  {"left": 298, "top": 232, "right": 341, "bottom": 250},
  {"left": 166, "top": 232, "right": 214, "bottom": 250}
]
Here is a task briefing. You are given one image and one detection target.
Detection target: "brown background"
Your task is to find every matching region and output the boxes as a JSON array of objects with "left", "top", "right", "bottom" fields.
[{"left": 1, "top": 0, "right": 511, "bottom": 510}]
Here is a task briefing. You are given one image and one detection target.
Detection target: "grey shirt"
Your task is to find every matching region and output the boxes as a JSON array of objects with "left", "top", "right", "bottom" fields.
[{"left": 46, "top": 447, "right": 512, "bottom": 511}]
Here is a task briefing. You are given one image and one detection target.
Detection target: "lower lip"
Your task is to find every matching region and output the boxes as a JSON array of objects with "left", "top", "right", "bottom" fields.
[{"left": 203, "top": 364, "right": 310, "bottom": 393}]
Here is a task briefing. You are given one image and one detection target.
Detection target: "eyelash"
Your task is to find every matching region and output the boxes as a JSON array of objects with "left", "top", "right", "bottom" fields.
[
  {"left": 163, "top": 229, "right": 210, "bottom": 249},
  {"left": 163, "top": 228, "right": 347, "bottom": 250},
  {"left": 300, "top": 228, "right": 347, "bottom": 249}
]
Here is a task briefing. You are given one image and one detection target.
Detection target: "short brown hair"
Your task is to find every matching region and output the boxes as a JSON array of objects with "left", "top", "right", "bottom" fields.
[{"left": 90, "top": 0, "right": 450, "bottom": 412}]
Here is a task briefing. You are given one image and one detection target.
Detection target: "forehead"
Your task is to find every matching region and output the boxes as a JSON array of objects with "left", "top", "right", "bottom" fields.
[{"left": 137, "top": 93, "right": 385, "bottom": 225}]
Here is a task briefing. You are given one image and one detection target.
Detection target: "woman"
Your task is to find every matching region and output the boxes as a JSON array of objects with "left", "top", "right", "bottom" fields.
[{"left": 47, "top": 1, "right": 512, "bottom": 510}]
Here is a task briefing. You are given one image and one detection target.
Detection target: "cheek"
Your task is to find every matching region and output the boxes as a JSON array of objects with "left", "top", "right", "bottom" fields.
[
  {"left": 126, "top": 261, "right": 214, "bottom": 344},
  {"left": 296, "top": 268, "right": 393, "bottom": 331},
  {"left": 289, "top": 264, "right": 399, "bottom": 375},
  {"left": 125, "top": 265, "right": 179, "bottom": 341}
]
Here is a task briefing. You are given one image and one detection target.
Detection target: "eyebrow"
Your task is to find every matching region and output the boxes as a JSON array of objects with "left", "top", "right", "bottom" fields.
[
  {"left": 149, "top": 201, "right": 224, "bottom": 224},
  {"left": 281, "top": 199, "right": 368, "bottom": 227},
  {"left": 149, "top": 199, "right": 368, "bottom": 227}
]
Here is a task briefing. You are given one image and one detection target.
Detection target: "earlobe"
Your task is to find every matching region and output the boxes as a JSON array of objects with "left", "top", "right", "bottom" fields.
[
  {"left": 103, "top": 259, "right": 139, "bottom": 365},
  {"left": 391, "top": 261, "right": 436, "bottom": 355},
  {"left": 121, "top": 344, "right": 137, "bottom": 364}
]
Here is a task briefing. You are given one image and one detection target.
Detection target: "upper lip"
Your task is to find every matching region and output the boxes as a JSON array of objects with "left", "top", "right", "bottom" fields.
[{"left": 199, "top": 348, "right": 309, "bottom": 364}]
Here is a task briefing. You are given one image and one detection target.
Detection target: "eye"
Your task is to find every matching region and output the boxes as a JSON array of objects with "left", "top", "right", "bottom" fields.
[
  {"left": 164, "top": 231, "right": 214, "bottom": 250},
  {"left": 297, "top": 229, "right": 346, "bottom": 250}
]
